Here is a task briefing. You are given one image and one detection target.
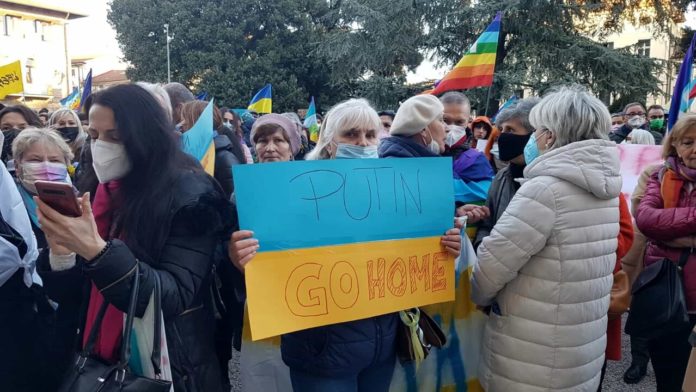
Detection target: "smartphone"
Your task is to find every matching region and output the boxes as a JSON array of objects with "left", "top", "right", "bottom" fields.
[{"left": 35, "top": 181, "right": 82, "bottom": 217}]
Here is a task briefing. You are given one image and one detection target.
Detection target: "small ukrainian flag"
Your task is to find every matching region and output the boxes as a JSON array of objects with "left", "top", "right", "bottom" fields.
[{"left": 248, "top": 84, "right": 272, "bottom": 114}]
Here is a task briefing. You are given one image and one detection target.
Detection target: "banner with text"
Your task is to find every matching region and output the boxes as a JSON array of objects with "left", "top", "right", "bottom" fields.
[
  {"left": 233, "top": 158, "right": 456, "bottom": 340},
  {"left": 0, "top": 61, "right": 23, "bottom": 99}
]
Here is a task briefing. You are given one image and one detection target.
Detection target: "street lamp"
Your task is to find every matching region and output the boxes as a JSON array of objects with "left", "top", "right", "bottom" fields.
[{"left": 164, "top": 24, "right": 172, "bottom": 83}]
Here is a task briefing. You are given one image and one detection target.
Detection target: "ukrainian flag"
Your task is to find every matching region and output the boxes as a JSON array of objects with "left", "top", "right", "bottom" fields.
[
  {"left": 181, "top": 100, "right": 216, "bottom": 176},
  {"left": 248, "top": 84, "right": 272, "bottom": 114}
]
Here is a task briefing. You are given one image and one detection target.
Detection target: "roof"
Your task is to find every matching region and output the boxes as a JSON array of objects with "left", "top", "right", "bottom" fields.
[
  {"left": 0, "top": 0, "right": 89, "bottom": 20},
  {"left": 92, "top": 70, "right": 129, "bottom": 85}
]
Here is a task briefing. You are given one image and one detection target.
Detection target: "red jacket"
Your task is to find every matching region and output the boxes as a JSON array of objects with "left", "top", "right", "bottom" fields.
[
  {"left": 607, "top": 194, "right": 633, "bottom": 361},
  {"left": 636, "top": 171, "right": 696, "bottom": 312}
]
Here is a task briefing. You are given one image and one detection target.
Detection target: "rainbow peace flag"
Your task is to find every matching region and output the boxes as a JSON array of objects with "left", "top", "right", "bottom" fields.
[
  {"left": 248, "top": 84, "right": 272, "bottom": 114},
  {"left": 181, "top": 100, "right": 215, "bottom": 176},
  {"left": 431, "top": 12, "right": 501, "bottom": 96},
  {"left": 303, "top": 96, "right": 319, "bottom": 142}
]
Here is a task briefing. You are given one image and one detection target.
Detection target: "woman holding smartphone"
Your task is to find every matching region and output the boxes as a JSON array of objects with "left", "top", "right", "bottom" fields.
[{"left": 35, "top": 84, "right": 234, "bottom": 392}]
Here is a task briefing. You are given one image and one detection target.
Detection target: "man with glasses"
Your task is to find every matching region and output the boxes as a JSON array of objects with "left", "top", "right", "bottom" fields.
[
  {"left": 609, "top": 102, "right": 648, "bottom": 144},
  {"left": 646, "top": 104, "right": 666, "bottom": 144}
]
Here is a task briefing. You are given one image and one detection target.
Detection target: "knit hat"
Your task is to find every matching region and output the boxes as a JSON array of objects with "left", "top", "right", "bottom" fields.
[
  {"left": 390, "top": 95, "right": 444, "bottom": 136},
  {"left": 250, "top": 113, "right": 301, "bottom": 156}
]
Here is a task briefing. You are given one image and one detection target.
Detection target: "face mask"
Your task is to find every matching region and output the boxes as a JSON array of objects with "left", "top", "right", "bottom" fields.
[
  {"left": 223, "top": 121, "right": 232, "bottom": 128},
  {"left": 19, "top": 161, "right": 69, "bottom": 194},
  {"left": 425, "top": 129, "right": 441, "bottom": 155},
  {"left": 490, "top": 142, "right": 499, "bottom": 158},
  {"left": 649, "top": 118, "right": 665, "bottom": 132},
  {"left": 611, "top": 124, "right": 622, "bottom": 133},
  {"left": 524, "top": 132, "right": 542, "bottom": 165},
  {"left": 445, "top": 125, "right": 468, "bottom": 148},
  {"left": 627, "top": 116, "right": 645, "bottom": 129},
  {"left": 335, "top": 143, "right": 378, "bottom": 159},
  {"left": 497, "top": 132, "right": 531, "bottom": 162},
  {"left": 57, "top": 126, "right": 80, "bottom": 144},
  {"left": 91, "top": 139, "right": 132, "bottom": 183},
  {"left": 1, "top": 128, "right": 20, "bottom": 161}
]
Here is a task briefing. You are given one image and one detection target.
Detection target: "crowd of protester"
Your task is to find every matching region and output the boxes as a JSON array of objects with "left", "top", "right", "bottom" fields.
[{"left": 0, "top": 81, "right": 694, "bottom": 392}]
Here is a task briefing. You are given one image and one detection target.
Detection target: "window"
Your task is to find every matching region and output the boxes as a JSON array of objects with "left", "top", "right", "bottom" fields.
[
  {"left": 34, "top": 20, "right": 48, "bottom": 41},
  {"left": 637, "top": 39, "right": 651, "bottom": 57},
  {"left": 4, "top": 15, "right": 20, "bottom": 36}
]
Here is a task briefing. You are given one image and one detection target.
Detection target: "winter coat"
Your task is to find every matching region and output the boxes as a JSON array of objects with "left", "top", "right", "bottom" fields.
[
  {"left": 378, "top": 135, "right": 439, "bottom": 159},
  {"left": 38, "top": 170, "right": 235, "bottom": 392},
  {"left": 635, "top": 166, "right": 696, "bottom": 312},
  {"left": 471, "top": 139, "right": 621, "bottom": 392},
  {"left": 609, "top": 124, "right": 632, "bottom": 144},
  {"left": 474, "top": 164, "right": 523, "bottom": 248},
  {"left": 214, "top": 134, "right": 243, "bottom": 199}
]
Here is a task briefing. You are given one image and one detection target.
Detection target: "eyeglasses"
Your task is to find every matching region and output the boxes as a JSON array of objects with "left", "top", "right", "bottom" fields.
[{"left": 626, "top": 111, "right": 646, "bottom": 117}]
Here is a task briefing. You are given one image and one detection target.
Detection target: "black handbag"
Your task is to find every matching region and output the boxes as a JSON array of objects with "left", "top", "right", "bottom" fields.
[
  {"left": 58, "top": 264, "right": 172, "bottom": 392},
  {"left": 625, "top": 249, "right": 692, "bottom": 337}
]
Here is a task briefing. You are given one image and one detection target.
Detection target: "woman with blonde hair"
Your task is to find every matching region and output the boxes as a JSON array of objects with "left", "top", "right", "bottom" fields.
[{"left": 48, "top": 108, "right": 86, "bottom": 165}]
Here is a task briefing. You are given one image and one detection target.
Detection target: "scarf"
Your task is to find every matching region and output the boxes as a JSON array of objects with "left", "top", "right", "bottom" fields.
[
  {"left": 661, "top": 156, "right": 696, "bottom": 208},
  {"left": 17, "top": 185, "right": 39, "bottom": 228},
  {"left": 82, "top": 181, "right": 124, "bottom": 363}
]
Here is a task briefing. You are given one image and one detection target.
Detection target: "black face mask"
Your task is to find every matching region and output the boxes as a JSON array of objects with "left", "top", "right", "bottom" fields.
[
  {"left": 57, "top": 126, "right": 80, "bottom": 143},
  {"left": 1, "top": 128, "right": 20, "bottom": 162},
  {"left": 497, "top": 132, "right": 531, "bottom": 162}
]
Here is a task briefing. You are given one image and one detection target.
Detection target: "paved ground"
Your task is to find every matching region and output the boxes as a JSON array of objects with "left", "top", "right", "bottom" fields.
[{"left": 228, "top": 314, "right": 657, "bottom": 391}]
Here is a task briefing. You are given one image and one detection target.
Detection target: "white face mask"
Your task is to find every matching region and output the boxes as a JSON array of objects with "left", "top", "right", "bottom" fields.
[
  {"left": 91, "top": 139, "right": 132, "bottom": 183},
  {"left": 627, "top": 116, "right": 645, "bottom": 129},
  {"left": 426, "top": 129, "right": 441, "bottom": 155}
]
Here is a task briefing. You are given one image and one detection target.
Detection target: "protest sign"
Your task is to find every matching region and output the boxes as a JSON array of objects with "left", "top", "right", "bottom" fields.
[
  {"left": 0, "top": 61, "right": 23, "bottom": 99},
  {"left": 617, "top": 144, "right": 663, "bottom": 211},
  {"left": 233, "top": 157, "right": 456, "bottom": 340}
]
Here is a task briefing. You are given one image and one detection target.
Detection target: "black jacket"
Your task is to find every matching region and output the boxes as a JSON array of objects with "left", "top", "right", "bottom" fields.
[
  {"left": 213, "top": 134, "right": 243, "bottom": 199},
  {"left": 475, "top": 164, "right": 524, "bottom": 248},
  {"left": 38, "top": 170, "right": 236, "bottom": 392}
]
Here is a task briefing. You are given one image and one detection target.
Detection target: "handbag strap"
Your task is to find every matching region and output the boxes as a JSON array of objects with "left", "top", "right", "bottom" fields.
[
  {"left": 679, "top": 249, "right": 692, "bottom": 269},
  {"left": 82, "top": 297, "right": 110, "bottom": 355},
  {"left": 150, "top": 271, "right": 163, "bottom": 376},
  {"left": 117, "top": 263, "right": 140, "bottom": 368}
]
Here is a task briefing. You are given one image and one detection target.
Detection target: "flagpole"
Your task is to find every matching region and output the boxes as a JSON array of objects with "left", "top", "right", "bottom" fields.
[{"left": 484, "top": 85, "right": 493, "bottom": 116}]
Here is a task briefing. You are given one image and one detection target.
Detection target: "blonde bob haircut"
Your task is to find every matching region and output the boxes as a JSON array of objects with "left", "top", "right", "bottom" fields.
[
  {"left": 662, "top": 113, "right": 696, "bottom": 159},
  {"left": 48, "top": 108, "right": 87, "bottom": 155},
  {"left": 12, "top": 127, "right": 74, "bottom": 165},
  {"left": 305, "top": 98, "right": 381, "bottom": 161}
]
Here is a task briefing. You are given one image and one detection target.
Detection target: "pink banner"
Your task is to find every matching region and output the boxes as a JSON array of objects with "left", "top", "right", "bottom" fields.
[{"left": 617, "top": 144, "right": 663, "bottom": 212}]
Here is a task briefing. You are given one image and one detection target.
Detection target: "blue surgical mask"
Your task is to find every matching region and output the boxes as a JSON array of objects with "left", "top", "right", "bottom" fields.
[
  {"left": 523, "top": 132, "right": 540, "bottom": 165},
  {"left": 335, "top": 143, "right": 378, "bottom": 159}
]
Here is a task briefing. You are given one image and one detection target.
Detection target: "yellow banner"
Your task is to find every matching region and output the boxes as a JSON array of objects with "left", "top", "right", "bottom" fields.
[
  {"left": 0, "top": 61, "right": 23, "bottom": 99},
  {"left": 246, "top": 236, "right": 455, "bottom": 341}
]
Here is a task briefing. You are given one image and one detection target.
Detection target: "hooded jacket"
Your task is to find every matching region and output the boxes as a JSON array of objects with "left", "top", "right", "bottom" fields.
[{"left": 471, "top": 139, "right": 621, "bottom": 391}]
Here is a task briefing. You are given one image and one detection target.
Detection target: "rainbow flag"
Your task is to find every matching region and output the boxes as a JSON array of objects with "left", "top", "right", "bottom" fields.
[
  {"left": 304, "top": 96, "right": 319, "bottom": 142},
  {"left": 430, "top": 12, "right": 501, "bottom": 96},
  {"left": 248, "top": 84, "right": 272, "bottom": 114},
  {"left": 669, "top": 34, "right": 696, "bottom": 131},
  {"left": 181, "top": 100, "right": 215, "bottom": 176}
]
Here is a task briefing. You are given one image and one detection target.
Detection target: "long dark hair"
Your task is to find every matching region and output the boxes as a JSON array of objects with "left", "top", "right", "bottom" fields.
[
  {"left": 86, "top": 84, "right": 202, "bottom": 257},
  {"left": 0, "top": 105, "right": 42, "bottom": 127}
]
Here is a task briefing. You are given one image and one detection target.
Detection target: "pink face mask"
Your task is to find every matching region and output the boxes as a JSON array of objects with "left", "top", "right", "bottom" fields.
[{"left": 20, "top": 161, "right": 69, "bottom": 194}]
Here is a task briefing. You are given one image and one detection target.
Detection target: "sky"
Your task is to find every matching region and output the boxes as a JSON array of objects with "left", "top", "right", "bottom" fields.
[{"left": 67, "top": 3, "right": 696, "bottom": 82}]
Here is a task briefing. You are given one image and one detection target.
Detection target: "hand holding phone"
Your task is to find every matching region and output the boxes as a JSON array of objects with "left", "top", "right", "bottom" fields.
[{"left": 34, "top": 181, "right": 82, "bottom": 217}]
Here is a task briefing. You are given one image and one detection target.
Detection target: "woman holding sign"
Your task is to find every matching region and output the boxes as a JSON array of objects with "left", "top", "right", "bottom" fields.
[
  {"left": 229, "top": 98, "right": 462, "bottom": 392},
  {"left": 34, "top": 84, "right": 235, "bottom": 392},
  {"left": 471, "top": 86, "right": 622, "bottom": 392}
]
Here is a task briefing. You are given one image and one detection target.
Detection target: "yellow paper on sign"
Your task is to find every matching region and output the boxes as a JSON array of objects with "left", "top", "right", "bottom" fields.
[
  {"left": 0, "top": 61, "right": 23, "bottom": 99},
  {"left": 245, "top": 236, "right": 455, "bottom": 341}
]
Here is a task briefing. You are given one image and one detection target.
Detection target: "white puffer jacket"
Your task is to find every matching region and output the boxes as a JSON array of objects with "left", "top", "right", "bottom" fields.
[{"left": 471, "top": 139, "right": 621, "bottom": 392}]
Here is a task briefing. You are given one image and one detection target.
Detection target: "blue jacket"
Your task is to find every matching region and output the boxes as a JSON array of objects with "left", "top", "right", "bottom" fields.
[{"left": 378, "top": 135, "right": 438, "bottom": 158}]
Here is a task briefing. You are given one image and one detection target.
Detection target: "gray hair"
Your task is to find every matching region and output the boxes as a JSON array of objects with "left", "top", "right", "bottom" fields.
[
  {"left": 163, "top": 82, "right": 195, "bottom": 122},
  {"left": 623, "top": 102, "right": 646, "bottom": 115},
  {"left": 306, "top": 98, "right": 381, "bottom": 160},
  {"left": 529, "top": 85, "right": 610, "bottom": 149},
  {"left": 137, "top": 82, "right": 173, "bottom": 122},
  {"left": 628, "top": 129, "right": 656, "bottom": 145},
  {"left": 495, "top": 97, "right": 541, "bottom": 133},
  {"left": 48, "top": 108, "right": 86, "bottom": 155},
  {"left": 439, "top": 91, "right": 471, "bottom": 108},
  {"left": 12, "top": 127, "right": 74, "bottom": 164}
]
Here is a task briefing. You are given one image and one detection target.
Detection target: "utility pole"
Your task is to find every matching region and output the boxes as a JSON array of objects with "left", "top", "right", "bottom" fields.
[{"left": 164, "top": 23, "right": 171, "bottom": 83}]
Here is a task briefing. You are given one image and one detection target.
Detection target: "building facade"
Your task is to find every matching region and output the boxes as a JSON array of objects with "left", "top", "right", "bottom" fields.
[{"left": 0, "top": 0, "right": 88, "bottom": 107}]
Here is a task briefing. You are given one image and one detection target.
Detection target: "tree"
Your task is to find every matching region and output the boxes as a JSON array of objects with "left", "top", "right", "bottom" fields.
[
  {"left": 421, "top": 0, "right": 692, "bottom": 114},
  {"left": 108, "top": 0, "right": 339, "bottom": 112}
]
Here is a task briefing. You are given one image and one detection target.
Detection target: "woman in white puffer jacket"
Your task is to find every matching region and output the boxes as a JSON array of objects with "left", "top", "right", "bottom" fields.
[{"left": 471, "top": 86, "right": 621, "bottom": 392}]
